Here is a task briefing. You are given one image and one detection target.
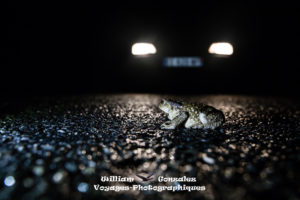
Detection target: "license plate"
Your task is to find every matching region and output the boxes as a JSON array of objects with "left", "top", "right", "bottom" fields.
[{"left": 163, "top": 57, "right": 203, "bottom": 67}]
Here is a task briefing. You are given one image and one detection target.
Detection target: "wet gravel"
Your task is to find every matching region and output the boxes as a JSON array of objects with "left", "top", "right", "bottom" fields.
[{"left": 0, "top": 94, "right": 299, "bottom": 200}]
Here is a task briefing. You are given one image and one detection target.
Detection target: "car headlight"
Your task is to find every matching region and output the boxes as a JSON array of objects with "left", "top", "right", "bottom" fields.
[
  {"left": 131, "top": 43, "right": 157, "bottom": 56},
  {"left": 208, "top": 42, "right": 233, "bottom": 56}
]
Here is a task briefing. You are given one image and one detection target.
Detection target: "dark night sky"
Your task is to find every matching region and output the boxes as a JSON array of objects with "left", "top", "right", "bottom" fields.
[{"left": 1, "top": 2, "right": 300, "bottom": 97}]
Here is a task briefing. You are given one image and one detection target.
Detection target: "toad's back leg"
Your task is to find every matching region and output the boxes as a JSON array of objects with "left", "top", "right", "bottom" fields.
[
  {"left": 184, "top": 117, "right": 203, "bottom": 129},
  {"left": 161, "top": 112, "right": 188, "bottom": 130}
]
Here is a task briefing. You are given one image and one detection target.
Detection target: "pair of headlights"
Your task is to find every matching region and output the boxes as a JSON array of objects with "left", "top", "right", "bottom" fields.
[{"left": 131, "top": 42, "right": 234, "bottom": 56}]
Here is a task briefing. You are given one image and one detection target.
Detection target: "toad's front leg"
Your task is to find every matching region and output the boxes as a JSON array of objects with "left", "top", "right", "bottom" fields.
[{"left": 161, "top": 112, "right": 188, "bottom": 130}]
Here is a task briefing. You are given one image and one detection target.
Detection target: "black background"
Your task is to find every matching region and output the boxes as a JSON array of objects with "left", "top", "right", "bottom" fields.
[{"left": 1, "top": 1, "right": 300, "bottom": 97}]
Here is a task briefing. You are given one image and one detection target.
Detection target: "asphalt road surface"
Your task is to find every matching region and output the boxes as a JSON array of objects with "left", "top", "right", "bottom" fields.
[{"left": 0, "top": 94, "right": 299, "bottom": 200}]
